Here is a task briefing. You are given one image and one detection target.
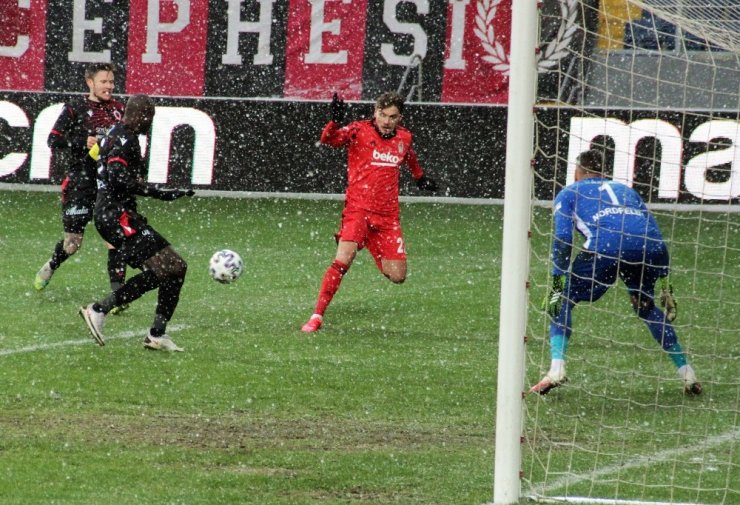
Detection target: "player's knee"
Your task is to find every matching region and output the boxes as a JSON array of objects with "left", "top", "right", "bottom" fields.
[
  {"left": 385, "top": 271, "right": 406, "bottom": 284},
  {"left": 177, "top": 259, "right": 188, "bottom": 279},
  {"left": 165, "top": 257, "right": 187, "bottom": 279},
  {"left": 63, "top": 238, "right": 82, "bottom": 255}
]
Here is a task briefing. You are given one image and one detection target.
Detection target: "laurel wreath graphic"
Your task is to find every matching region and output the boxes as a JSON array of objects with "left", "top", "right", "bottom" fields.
[{"left": 473, "top": 0, "right": 579, "bottom": 75}]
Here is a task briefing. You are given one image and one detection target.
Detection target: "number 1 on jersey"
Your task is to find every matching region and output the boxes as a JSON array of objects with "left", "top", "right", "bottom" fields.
[{"left": 599, "top": 182, "right": 620, "bottom": 205}]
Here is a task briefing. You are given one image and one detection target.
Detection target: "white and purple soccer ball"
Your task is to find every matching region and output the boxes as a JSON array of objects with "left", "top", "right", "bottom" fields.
[{"left": 208, "top": 249, "right": 244, "bottom": 284}]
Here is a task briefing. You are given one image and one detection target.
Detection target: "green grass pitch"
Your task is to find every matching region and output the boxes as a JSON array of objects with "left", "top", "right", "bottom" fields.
[{"left": 0, "top": 190, "right": 736, "bottom": 504}]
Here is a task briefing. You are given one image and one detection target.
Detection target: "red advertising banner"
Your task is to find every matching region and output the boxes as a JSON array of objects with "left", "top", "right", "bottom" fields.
[
  {"left": 284, "top": 0, "right": 369, "bottom": 100},
  {"left": 441, "top": 0, "right": 511, "bottom": 104},
  {"left": 0, "top": 0, "right": 47, "bottom": 91},
  {"left": 125, "top": 0, "right": 209, "bottom": 96},
  {"left": 0, "top": 0, "right": 595, "bottom": 105}
]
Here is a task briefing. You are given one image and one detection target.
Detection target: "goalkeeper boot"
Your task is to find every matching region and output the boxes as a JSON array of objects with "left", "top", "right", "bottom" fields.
[
  {"left": 79, "top": 304, "right": 106, "bottom": 346},
  {"left": 529, "top": 369, "right": 568, "bottom": 396},
  {"left": 301, "top": 314, "right": 323, "bottom": 333},
  {"left": 34, "top": 261, "right": 54, "bottom": 291},
  {"left": 678, "top": 364, "right": 702, "bottom": 395},
  {"left": 144, "top": 333, "right": 184, "bottom": 352}
]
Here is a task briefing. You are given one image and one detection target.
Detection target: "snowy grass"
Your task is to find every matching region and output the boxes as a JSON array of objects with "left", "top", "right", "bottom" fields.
[{"left": 0, "top": 190, "right": 736, "bottom": 504}]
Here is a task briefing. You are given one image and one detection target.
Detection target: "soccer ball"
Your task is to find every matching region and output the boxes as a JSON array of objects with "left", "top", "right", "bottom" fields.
[{"left": 209, "top": 249, "right": 244, "bottom": 284}]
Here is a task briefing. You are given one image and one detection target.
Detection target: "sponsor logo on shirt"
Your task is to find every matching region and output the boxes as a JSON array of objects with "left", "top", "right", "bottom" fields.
[
  {"left": 65, "top": 205, "right": 90, "bottom": 217},
  {"left": 372, "top": 149, "right": 400, "bottom": 165}
]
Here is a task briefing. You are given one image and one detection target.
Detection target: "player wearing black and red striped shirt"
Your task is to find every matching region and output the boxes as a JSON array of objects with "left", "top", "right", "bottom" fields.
[
  {"left": 79, "top": 95, "right": 194, "bottom": 351},
  {"left": 301, "top": 92, "right": 438, "bottom": 333},
  {"left": 34, "top": 63, "right": 127, "bottom": 300}
]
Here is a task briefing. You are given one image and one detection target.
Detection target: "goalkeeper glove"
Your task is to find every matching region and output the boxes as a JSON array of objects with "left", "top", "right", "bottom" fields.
[
  {"left": 542, "top": 274, "right": 565, "bottom": 318},
  {"left": 330, "top": 92, "right": 346, "bottom": 124},
  {"left": 146, "top": 186, "right": 195, "bottom": 201},
  {"left": 416, "top": 175, "right": 438, "bottom": 192},
  {"left": 659, "top": 277, "right": 677, "bottom": 322}
]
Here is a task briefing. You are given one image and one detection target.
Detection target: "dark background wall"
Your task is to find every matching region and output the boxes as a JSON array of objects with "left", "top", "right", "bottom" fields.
[{"left": 1, "top": 93, "right": 737, "bottom": 204}]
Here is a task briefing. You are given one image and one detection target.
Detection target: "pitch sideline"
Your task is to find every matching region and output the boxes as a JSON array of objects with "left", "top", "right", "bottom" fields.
[{"left": 0, "top": 324, "right": 189, "bottom": 357}]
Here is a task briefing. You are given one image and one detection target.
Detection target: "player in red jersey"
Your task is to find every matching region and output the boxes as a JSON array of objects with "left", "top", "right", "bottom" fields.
[
  {"left": 301, "top": 91, "right": 438, "bottom": 333},
  {"left": 34, "top": 64, "right": 128, "bottom": 306}
]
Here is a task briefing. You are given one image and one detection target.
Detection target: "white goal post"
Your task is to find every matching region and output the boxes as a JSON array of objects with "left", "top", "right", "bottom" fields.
[
  {"left": 493, "top": 0, "right": 538, "bottom": 503},
  {"left": 494, "top": 1, "right": 738, "bottom": 505}
]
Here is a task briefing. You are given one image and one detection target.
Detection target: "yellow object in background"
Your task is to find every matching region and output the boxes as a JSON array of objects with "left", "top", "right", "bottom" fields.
[{"left": 597, "top": 0, "right": 643, "bottom": 49}]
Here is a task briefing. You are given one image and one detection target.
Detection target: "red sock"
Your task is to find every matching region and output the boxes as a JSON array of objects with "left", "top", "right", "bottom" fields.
[{"left": 314, "top": 260, "right": 349, "bottom": 316}]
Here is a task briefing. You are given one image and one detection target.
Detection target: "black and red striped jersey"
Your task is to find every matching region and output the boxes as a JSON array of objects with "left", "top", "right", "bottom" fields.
[
  {"left": 94, "top": 122, "right": 148, "bottom": 220},
  {"left": 48, "top": 96, "right": 124, "bottom": 201}
]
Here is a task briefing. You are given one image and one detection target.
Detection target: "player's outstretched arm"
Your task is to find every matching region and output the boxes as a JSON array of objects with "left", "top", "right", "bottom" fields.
[
  {"left": 330, "top": 92, "right": 346, "bottom": 124},
  {"left": 416, "top": 175, "right": 438, "bottom": 192},
  {"left": 320, "top": 93, "right": 351, "bottom": 147},
  {"left": 143, "top": 185, "right": 196, "bottom": 201},
  {"left": 47, "top": 104, "right": 83, "bottom": 149}
]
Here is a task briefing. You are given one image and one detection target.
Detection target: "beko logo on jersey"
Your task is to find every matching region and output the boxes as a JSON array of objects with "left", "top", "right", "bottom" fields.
[
  {"left": 0, "top": 102, "right": 215, "bottom": 185},
  {"left": 568, "top": 117, "right": 740, "bottom": 201},
  {"left": 372, "top": 149, "right": 400, "bottom": 164}
]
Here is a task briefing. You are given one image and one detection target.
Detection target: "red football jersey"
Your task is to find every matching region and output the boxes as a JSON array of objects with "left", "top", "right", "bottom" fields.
[{"left": 321, "top": 119, "right": 424, "bottom": 215}]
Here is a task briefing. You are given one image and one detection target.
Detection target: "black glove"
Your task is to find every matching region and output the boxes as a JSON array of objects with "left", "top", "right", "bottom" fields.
[
  {"left": 330, "top": 92, "right": 346, "bottom": 124},
  {"left": 416, "top": 175, "right": 438, "bottom": 192},
  {"left": 542, "top": 274, "right": 565, "bottom": 318},
  {"left": 146, "top": 186, "right": 194, "bottom": 201}
]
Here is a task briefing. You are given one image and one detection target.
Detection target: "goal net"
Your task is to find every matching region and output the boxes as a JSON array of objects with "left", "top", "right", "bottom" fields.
[{"left": 521, "top": 1, "right": 739, "bottom": 504}]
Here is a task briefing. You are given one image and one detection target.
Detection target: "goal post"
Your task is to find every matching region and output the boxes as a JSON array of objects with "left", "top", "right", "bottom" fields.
[
  {"left": 492, "top": 0, "right": 538, "bottom": 502},
  {"left": 494, "top": 1, "right": 739, "bottom": 504}
]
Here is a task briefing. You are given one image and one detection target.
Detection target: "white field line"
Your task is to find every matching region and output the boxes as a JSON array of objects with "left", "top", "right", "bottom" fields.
[
  {"left": 525, "top": 428, "right": 739, "bottom": 505},
  {"left": 0, "top": 324, "right": 188, "bottom": 357},
  {"left": 524, "top": 497, "right": 719, "bottom": 505}
]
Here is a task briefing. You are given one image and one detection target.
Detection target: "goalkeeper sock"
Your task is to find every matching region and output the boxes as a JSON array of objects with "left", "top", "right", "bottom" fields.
[
  {"left": 550, "top": 334, "right": 568, "bottom": 360},
  {"left": 314, "top": 260, "right": 349, "bottom": 316},
  {"left": 549, "top": 359, "right": 566, "bottom": 378},
  {"left": 666, "top": 342, "right": 688, "bottom": 369},
  {"left": 49, "top": 240, "right": 70, "bottom": 270}
]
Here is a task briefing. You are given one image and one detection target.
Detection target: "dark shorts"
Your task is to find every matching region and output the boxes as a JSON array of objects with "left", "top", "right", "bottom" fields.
[
  {"left": 565, "top": 245, "right": 670, "bottom": 304},
  {"left": 60, "top": 174, "right": 97, "bottom": 234},
  {"left": 95, "top": 211, "right": 170, "bottom": 269},
  {"left": 62, "top": 199, "right": 95, "bottom": 234}
]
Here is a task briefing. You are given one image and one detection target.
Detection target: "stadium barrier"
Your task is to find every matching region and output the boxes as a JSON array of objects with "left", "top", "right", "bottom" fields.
[{"left": 0, "top": 93, "right": 737, "bottom": 204}]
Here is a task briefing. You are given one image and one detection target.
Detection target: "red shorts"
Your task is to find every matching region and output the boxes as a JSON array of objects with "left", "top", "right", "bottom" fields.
[{"left": 338, "top": 205, "right": 406, "bottom": 263}]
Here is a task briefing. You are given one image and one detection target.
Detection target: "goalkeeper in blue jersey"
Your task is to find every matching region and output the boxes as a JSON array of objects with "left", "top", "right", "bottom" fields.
[{"left": 531, "top": 149, "right": 702, "bottom": 396}]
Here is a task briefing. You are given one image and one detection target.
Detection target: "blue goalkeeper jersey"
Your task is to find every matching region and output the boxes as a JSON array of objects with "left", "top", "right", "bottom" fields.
[{"left": 551, "top": 177, "right": 665, "bottom": 276}]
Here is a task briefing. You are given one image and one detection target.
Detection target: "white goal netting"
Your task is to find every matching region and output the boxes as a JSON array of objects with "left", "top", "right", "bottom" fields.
[{"left": 523, "top": 1, "right": 739, "bottom": 504}]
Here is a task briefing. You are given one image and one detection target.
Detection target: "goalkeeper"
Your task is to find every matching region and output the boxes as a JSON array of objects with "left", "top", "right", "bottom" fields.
[{"left": 533, "top": 149, "right": 701, "bottom": 396}]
